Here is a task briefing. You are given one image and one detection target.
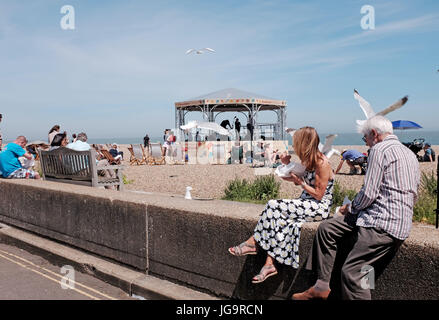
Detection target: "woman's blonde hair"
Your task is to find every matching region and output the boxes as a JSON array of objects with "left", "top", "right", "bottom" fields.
[{"left": 293, "top": 127, "right": 323, "bottom": 170}]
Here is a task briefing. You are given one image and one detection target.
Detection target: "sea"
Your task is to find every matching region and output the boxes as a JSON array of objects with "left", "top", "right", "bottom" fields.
[{"left": 86, "top": 130, "right": 439, "bottom": 146}]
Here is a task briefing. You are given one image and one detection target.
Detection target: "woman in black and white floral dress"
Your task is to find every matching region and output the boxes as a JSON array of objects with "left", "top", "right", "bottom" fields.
[{"left": 228, "top": 127, "right": 334, "bottom": 283}]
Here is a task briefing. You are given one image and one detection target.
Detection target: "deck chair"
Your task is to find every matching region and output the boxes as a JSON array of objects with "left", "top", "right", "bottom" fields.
[
  {"left": 101, "top": 149, "right": 121, "bottom": 165},
  {"left": 91, "top": 144, "right": 105, "bottom": 161},
  {"left": 211, "top": 143, "right": 226, "bottom": 164},
  {"left": 140, "top": 144, "right": 149, "bottom": 161},
  {"left": 130, "top": 144, "right": 147, "bottom": 165},
  {"left": 149, "top": 143, "right": 166, "bottom": 165}
]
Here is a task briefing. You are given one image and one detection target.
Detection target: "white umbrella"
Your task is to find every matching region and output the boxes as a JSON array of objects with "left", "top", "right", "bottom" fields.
[{"left": 181, "top": 121, "right": 231, "bottom": 136}]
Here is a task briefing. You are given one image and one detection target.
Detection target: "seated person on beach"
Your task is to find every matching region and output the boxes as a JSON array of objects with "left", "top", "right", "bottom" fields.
[
  {"left": 0, "top": 136, "right": 40, "bottom": 179},
  {"left": 66, "top": 132, "right": 92, "bottom": 151},
  {"left": 67, "top": 133, "right": 117, "bottom": 189},
  {"left": 49, "top": 132, "right": 69, "bottom": 151},
  {"left": 109, "top": 143, "right": 124, "bottom": 161},
  {"left": 335, "top": 149, "right": 367, "bottom": 175},
  {"left": 228, "top": 127, "right": 334, "bottom": 283},
  {"left": 419, "top": 143, "right": 435, "bottom": 162},
  {"left": 48, "top": 125, "right": 60, "bottom": 145}
]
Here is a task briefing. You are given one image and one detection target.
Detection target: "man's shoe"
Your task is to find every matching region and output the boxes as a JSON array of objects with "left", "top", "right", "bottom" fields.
[{"left": 291, "top": 286, "right": 331, "bottom": 300}]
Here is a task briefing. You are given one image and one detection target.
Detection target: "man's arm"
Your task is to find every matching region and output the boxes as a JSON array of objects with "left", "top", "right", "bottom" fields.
[
  {"left": 428, "top": 150, "right": 433, "bottom": 162},
  {"left": 351, "top": 148, "right": 385, "bottom": 214},
  {"left": 22, "top": 151, "right": 33, "bottom": 160},
  {"left": 335, "top": 159, "right": 344, "bottom": 174}
]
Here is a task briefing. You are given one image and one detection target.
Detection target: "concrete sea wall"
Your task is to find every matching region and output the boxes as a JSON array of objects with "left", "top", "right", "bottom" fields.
[{"left": 0, "top": 179, "right": 438, "bottom": 299}]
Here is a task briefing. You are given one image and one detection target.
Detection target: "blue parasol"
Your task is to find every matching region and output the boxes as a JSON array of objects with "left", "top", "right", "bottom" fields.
[{"left": 392, "top": 120, "right": 422, "bottom": 130}]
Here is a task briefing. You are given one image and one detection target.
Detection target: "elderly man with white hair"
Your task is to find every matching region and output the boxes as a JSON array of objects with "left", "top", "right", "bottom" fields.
[{"left": 292, "top": 115, "right": 420, "bottom": 300}]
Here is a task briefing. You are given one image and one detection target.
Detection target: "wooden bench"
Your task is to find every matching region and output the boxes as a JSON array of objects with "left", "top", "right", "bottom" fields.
[{"left": 38, "top": 148, "right": 125, "bottom": 191}]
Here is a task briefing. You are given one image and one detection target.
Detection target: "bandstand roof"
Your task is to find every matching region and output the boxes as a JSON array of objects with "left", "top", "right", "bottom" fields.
[{"left": 175, "top": 88, "right": 286, "bottom": 112}]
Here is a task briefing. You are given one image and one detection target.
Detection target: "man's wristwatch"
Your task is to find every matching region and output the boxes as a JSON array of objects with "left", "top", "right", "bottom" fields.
[{"left": 301, "top": 181, "right": 306, "bottom": 188}]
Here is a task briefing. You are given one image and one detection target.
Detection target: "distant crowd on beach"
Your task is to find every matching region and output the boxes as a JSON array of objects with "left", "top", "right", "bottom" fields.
[{"left": 0, "top": 116, "right": 435, "bottom": 182}]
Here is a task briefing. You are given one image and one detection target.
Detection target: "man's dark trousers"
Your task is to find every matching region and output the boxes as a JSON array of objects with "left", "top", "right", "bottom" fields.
[{"left": 305, "top": 214, "right": 403, "bottom": 299}]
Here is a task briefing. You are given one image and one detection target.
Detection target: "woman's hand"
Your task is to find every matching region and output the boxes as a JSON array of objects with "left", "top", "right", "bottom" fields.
[
  {"left": 281, "top": 172, "right": 303, "bottom": 186},
  {"left": 279, "top": 152, "right": 291, "bottom": 165}
]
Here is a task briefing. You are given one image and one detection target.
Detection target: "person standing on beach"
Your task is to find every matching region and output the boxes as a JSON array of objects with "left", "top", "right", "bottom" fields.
[
  {"left": 162, "top": 129, "right": 170, "bottom": 156},
  {"left": 292, "top": 116, "right": 420, "bottom": 300},
  {"left": 234, "top": 117, "right": 241, "bottom": 140},
  {"left": 143, "top": 134, "right": 150, "bottom": 148},
  {"left": 228, "top": 127, "right": 334, "bottom": 283}
]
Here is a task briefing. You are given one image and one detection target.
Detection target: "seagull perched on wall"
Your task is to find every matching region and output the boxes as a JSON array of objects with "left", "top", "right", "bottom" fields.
[
  {"left": 354, "top": 89, "right": 408, "bottom": 126},
  {"left": 186, "top": 48, "right": 216, "bottom": 55}
]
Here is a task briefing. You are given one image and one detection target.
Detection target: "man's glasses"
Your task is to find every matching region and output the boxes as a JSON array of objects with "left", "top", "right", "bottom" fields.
[{"left": 362, "top": 136, "right": 367, "bottom": 143}]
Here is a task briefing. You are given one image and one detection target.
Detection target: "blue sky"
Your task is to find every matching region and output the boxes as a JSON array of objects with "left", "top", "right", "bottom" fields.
[{"left": 0, "top": 0, "right": 438, "bottom": 140}]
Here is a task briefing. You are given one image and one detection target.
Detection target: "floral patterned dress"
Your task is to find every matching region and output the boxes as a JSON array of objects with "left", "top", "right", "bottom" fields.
[{"left": 253, "top": 170, "right": 334, "bottom": 268}]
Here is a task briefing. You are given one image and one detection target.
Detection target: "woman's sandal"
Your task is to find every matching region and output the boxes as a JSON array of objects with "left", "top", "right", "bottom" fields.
[
  {"left": 252, "top": 264, "right": 278, "bottom": 284},
  {"left": 228, "top": 241, "right": 257, "bottom": 256}
]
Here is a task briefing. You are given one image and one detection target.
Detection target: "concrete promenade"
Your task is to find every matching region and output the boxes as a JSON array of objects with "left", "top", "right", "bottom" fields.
[
  {"left": 0, "top": 238, "right": 135, "bottom": 300},
  {"left": 0, "top": 179, "right": 438, "bottom": 300}
]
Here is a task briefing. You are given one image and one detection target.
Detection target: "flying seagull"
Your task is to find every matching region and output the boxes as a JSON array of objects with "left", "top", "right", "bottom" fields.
[
  {"left": 186, "top": 48, "right": 216, "bottom": 55},
  {"left": 318, "top": 134, "right": 341, "bottom": 159},
  {"left": 286, "top": 128, "right": 340, "bottom": 158},
  {"left": 354, "top": 89, "right": 408, "bottom": 126},
  {"left": 285, "top": 127, "right": 297, "bottom": 137}
]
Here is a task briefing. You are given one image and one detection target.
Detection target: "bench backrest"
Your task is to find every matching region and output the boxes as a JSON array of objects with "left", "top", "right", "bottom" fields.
[{"left": 39, "top": 148, "right": 97, "bottom": 181}]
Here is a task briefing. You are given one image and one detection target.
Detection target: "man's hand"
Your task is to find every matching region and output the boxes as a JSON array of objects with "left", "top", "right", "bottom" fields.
[
  {"left": 23, "top": 152, "right": 33, "bottom": 160},
  {"left": 338, "top": 204, "right": 350, "bottom": 215}
]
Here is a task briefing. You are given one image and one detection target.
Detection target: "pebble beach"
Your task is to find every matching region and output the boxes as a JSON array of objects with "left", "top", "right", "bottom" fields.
[{"left": 117, "top": 144, "right": 438, "bottom": 200}]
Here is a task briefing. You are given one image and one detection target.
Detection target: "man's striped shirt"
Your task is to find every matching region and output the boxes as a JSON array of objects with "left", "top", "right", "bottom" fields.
[{"left": 351, "top": 135, "right": 420, "bottom": 240}]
